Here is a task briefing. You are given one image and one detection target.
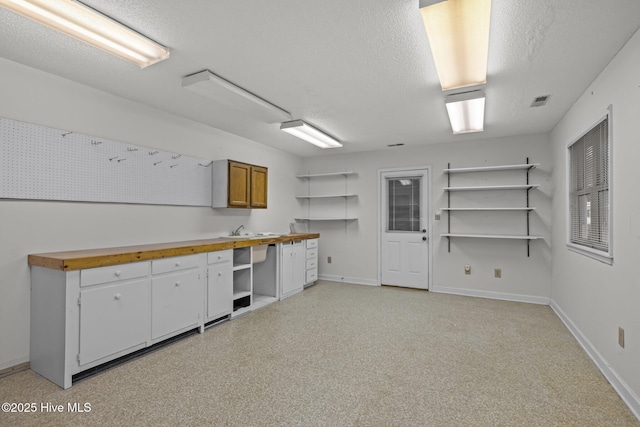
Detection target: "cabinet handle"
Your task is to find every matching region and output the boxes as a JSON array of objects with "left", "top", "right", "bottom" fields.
[
  {"left": 114, "top": 293, "right": 121, "bottom": 300},
  {"left": 115, "top": 270, "right": 122, "bottom": 277},
  {"left": 175, "top": 262, "right": 181, "bottom": 267},
  {"left": 175, "top": 281, "right": 181, "bottom": 287},
  {"left": 217, "top": 255, "right": 222, "bottom": 260},
  {"left": 218, "top": 272, "right": 223, "bottom": 277}
]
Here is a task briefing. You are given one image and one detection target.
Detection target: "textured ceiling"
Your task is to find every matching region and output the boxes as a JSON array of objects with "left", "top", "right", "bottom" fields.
[{"left": 1, "top": 0, "right": 639, "bottom": 157}]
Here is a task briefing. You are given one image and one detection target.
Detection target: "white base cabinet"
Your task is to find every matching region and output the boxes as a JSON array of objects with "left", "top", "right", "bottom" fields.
[
  {"left": 206, "top": 250, "right": 233, "bottom": 321},
  {"left": 30, "top": 238, "right": 318, "bottom": 389},
  {"left": 280, "top": 241, "right": 305, "bottom": 299}
]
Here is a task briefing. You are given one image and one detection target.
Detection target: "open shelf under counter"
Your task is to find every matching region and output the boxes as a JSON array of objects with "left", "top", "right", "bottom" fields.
[
  {"left": 441, "top": 233, "right": 544, "bottom": 240},
  {"left": 232, "top": 263, "right": 251, "bottom": 271},
  {"left": 233, "top": 290, "right": 251, "bottom": 300},
  {"left": 444, "top": 163, "right": 540, "bottom": 174}
]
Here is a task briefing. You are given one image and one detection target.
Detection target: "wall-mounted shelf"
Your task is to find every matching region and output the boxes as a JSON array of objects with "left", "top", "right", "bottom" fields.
[
  {"left": 443, "top": 159, "right": 541, "bottom": 256},
  {"left": 296, "top": 170, "right": 358, "bottom": 223},
  {"left": 444, "top": 184, "right": 539, "bottom": 191},
  {"left": 444, "top": 163, "right": 539, "bottom": 174},
  {"left": 441, "top": 207, "right": 536, "bottom": 212},
  {"left": 295, "top": 194, "right": 357, "bottom": 199},
  {"left": 296, "top": 171, "right": 357, "bottom": 178},
  {"left": 442, "top": 233, "right": 543, "bottom": 240},
  {"left": 294, "top": 217, "right": 358, "bottom": 221}
]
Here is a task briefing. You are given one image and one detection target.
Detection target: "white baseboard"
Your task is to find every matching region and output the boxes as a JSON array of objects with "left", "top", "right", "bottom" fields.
[
  {"left": 318, "top": 274, "right": 378, "bottom": 286},
  {"left": 430, "top": 285, "right": 550, "bottom": 305},
  {"left": 550, "top": 300, "right": 640, "bottom": 420}
]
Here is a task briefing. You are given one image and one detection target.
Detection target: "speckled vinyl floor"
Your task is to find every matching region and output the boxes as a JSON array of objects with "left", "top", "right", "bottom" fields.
[{"left": 1, "top": 281, "right": 638, "bottom": 426}]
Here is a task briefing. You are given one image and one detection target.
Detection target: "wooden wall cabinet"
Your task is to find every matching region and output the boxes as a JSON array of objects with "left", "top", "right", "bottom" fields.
[{"left": 212, "top": 160, "right": 268, "bottom": 209}]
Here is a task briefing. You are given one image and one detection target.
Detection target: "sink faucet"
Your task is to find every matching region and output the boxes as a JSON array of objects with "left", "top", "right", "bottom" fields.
[{"left": 231, "top": 225, "right": 244, "bottom": 236}]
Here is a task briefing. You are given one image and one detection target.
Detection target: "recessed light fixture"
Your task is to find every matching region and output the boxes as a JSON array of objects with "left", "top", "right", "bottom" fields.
[
  {"left": 182, "top": 70, "right": 292, "bottom": 123},
  {"left": 445, "top": 90, "right": 486, "bottom": 134},
  {"left": 0, "top": 0, "right": 170, "bottom": 68},
  {"left": 280, "top": 120, "right": 342, "bottom": 149},
  {"left": 419, "top": 0, "right": 491, "bottom": 90}
]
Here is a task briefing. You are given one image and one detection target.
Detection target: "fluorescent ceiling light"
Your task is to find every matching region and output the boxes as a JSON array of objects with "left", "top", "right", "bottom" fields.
[
  {"left": 445, "top": 91, "right": 485, "bottom": 134},
  {"left": 0, "top": 0, "right": 170, "bottom": 68},
  {"left": 182, "top": 70, "right": 292, "bottom": 124},
  {"left": 420, "top": 0, "right": 491, "bottom": 90},
  {"left": 280, "top": 120, "right": 342, "bottom": 149}
]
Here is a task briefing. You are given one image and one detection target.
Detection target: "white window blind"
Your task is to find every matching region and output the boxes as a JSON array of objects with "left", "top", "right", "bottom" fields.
[
  {"left": 568, "top": 114, "right": 610, "bottom": 257},
  {"left": 387, "top": 177, "right": 421, "bottom": 232}
]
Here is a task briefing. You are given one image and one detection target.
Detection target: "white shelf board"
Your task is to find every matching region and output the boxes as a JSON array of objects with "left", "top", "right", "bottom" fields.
[
  {"left": 231, "top": 306, "right": 252, "bottom": 318},
  {"left": 233, "top": 290, "right": 251, "bottom": 300},
  {"left": 444, "top": 184, "right": 539, "bottom": 192},
  {"left": 444, "top": 164, "right": 539, "bottom": 174},
  {"left": 295, "top": 194, "right": 357, "bottom": 199},
  {"left": 441, "top": 207, "right": 536, "bottom": 211},
  {"left": 441, "top": 233, "right": 543, "bottom": 240},
  {"left": 295, "top": 217, "right": 358, "bottom": 221},
  {"left": 232, "top": 263, "right": 251, "bottom": 271},
  {"left": 296, "top": 171, "right": 357, "bottom": 178},
  {"left": 252, "top": 294, "right": 278, "bottom": 310}
]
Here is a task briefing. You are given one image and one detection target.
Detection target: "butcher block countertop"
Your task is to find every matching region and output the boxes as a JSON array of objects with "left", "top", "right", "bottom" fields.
[{"left": 28, "top": 233, "right": 320, "bottom": 271}]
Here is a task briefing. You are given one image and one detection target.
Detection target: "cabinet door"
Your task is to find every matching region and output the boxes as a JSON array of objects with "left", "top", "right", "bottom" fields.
[
  {"left": 79, "top": 279, "right": 149, "bottom": 366},
  {"left": 228, "top": 161, "right": 251, "bottom": 207},
  {"left": 151, "top": 270, "right": 202, "bottom": 340},
  {"left": 207, "top": 262, "right": 233, "bottom": 320},
  {"left": 281, "top": 243, "right": 304, "bottom": 297},
  {"left": 250, "top": 165, "right": 268, "bottom": 208}
]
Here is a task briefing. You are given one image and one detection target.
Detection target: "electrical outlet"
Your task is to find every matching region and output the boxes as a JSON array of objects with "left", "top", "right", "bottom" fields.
[
  {"left": 464, "top": 265, "right": 471, "bottom": 275},
  {"left": 494, "top": 268, "right": 502, "bottom": 278},
  {"left": 435, "top": 211, "right": 441, "bottom": 220},
  {"left": 327, "top": 256, "right": 332, "bottom": 264},
  {"left": 619, "top": 327, "right": 625, "bottom": 348}
]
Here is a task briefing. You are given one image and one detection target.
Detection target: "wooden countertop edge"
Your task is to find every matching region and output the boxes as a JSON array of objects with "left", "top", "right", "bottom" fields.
[{"left": 28, "top": 233, "right": 320, "bottom": 271}]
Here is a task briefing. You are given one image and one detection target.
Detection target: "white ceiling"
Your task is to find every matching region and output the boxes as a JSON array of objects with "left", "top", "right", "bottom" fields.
[{"left": 1, "top": 0, "right": 639, "bottom": 157}]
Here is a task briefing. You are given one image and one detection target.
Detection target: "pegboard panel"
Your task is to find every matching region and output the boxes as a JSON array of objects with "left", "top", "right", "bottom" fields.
[{"left": 0, "top": 117, "right": 212, "bottom": 206}]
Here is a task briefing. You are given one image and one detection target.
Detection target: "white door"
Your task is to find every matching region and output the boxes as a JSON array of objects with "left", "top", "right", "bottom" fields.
[{"left": 380, "top": 169, "right": 429, "bottom": 289}]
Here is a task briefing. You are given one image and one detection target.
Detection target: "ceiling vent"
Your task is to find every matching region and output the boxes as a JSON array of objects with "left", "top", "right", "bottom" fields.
[{"left": 530, "top": 95, "right": 551, "bottom": 107}]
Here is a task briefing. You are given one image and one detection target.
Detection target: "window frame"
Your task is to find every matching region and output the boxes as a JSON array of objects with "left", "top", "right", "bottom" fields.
[{"left": 565, "top": 105, "right": 613, "bottom": 264}]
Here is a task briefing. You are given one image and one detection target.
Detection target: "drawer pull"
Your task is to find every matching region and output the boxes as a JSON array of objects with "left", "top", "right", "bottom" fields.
[
  {"left": 310, "top": 263, "right": 315, "bottom": 267},
  {"left": 175, "top": 262, "right": 181, "bottom": 267},
  {"left": 218, "top": 272, "right": 223, "bottom": 277},
  {"left": 115, "top": 270, "right": 122, "bottom": 277},
  {"left": 175, "top": 281, "right": 181, "bottom": 287},
  {"left": 114, "top": 293, "right": 121, "bottom": 300},
  {"left": 217, "top": 255, "right": 222, "bottom": 260}
]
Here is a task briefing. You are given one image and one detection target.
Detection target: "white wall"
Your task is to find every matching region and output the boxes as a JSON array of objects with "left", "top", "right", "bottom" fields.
[
  {"left": 550, "top": 28, "right": 640, "bottom": 414},
  {"left": 300, "top": 134, "right": 552, "bottom": 302},
  {"left": 0, "top": 57, "right": 303, "bottom": 370}
]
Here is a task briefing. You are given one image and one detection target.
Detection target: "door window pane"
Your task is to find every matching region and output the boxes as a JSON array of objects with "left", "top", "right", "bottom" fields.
[{"left": 387, "top": 177, "right": 420, "bottom": 232}]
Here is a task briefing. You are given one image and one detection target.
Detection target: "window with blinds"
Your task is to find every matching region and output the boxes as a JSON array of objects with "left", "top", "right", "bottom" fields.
[
  {"left": 568, "top": 110, "right": 611, "bottom": 262},
  {"left": 387, "top": 177, "right": 421, "bottom": 232}
]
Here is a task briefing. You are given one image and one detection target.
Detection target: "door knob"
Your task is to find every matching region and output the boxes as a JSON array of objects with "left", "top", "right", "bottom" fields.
[
  {"left": 422, "top": 229, "right": 427, "bottom": 233},
  {"left": 422, "top": 236, "right": 427, "bottom": 241}
]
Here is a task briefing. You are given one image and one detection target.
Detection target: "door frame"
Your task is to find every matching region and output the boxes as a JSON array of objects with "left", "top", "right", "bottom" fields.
[{"left": 377, "top": 165, "right": 433, "bottom": 289}]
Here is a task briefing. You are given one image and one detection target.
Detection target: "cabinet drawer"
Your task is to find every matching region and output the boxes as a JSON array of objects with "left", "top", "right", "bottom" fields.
[
  {"left": 306, "top": 248, "right": 318, "bottom": 259},
  {"left": 152, "top": 255, "right": 199, "bottom": 275},
  {"left": 306, "top": 239, "right": 318, "bottom": 249},
  {"left": 306, "top": 258, "right": 317, "bottom": 270},
  {"left": 81, "top": 262, "right": 149, "bottom": 287},
  {"left": 207, "top": 250, "right": 232, "bottom": 265},
  {"left": 306, "top": 269, "right": 318, "bottom": 283}
]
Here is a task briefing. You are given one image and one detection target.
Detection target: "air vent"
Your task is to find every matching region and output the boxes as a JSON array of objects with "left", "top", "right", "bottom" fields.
[
  {"left": 387, "top": 143, "right": 405, "bottom": 147},
  {"left": 530, "top": 95, "right": 550, "bottom": 107}
]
